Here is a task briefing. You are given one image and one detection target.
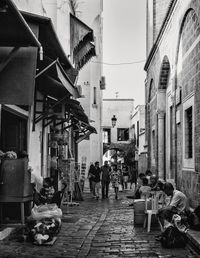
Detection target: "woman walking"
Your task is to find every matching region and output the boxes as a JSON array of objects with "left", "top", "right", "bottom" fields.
[{"left": 111, "top": 165, "right": 120, "bottom": 199}]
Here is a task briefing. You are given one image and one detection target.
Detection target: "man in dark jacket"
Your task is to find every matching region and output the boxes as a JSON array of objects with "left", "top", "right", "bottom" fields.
[
  {"left": 90, "top": 161, "right": 101, "bottom": 199},
  {"left": 101, "top": 161, "right": 111, "bottom": 199}
]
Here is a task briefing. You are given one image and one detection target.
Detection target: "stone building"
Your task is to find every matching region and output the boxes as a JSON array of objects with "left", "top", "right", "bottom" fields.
[
  {"left": 131, "top": 105, "right": 147, "bottom": 175},
  {"left": 145, "top": 0, "right": 200, "bottom": 207},
  {"left": 77, "top": 0, "right": 104, "bottom": 175},
  {"left": 102, "top": 98, "right": 134, "bottom": 164}
]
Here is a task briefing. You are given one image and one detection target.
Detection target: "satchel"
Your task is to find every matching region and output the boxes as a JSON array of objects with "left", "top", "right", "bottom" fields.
[{"left": 160, "top": 225, "right": 187, "bottom": 248}]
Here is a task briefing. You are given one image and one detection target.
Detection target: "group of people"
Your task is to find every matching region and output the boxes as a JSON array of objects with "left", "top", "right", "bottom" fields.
[
  {"left": 131, "top": 169, "right": 196, "bottom": 242},
  {"left": 88, "top": 161, "right": 132, "bottom": 200},
  {"left": 132, "top": 170, "right": 164, "bottom": 200}
]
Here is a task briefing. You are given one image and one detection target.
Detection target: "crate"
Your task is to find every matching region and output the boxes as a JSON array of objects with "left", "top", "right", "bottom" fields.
[{"left": 133, "top": 199, "right": 151, "bottom": 225}]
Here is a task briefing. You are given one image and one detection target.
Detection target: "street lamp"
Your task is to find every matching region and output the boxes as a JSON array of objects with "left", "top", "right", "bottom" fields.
[{"left": 111, "top": 115, "right": 117, "bottom": 128}]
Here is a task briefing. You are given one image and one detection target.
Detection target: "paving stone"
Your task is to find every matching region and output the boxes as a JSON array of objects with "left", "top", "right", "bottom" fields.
[{"left": 0, "top": 189, "right": 199, "bottom": 257}]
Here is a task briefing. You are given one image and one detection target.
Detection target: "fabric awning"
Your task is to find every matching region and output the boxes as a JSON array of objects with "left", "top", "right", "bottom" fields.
[
  {"left": 65, "top": 99, "right": 89, "bottom": 124},
  {"left": 74, "top": 42, "right": 96, "bottom": 70},
  {"left": 70, "top": 14, "right": 96, "bottom": 70},
  {"left": 0, "top": 47, "right": 37, "bottom": 105},
  {"left": 22, "top": 11, "right": 72, "bottom": 70},
  {"left": 36, "top": 59, "right": 80, "bottom": 99},
  {"left": 0, "top": 0, "right": 41, "bottom": 48},
  {"left": 65, "top": 99, "right": 97, "bottom": 136},
  {"left": 0, "top": 1, "right": 40, "bottom": 105}
]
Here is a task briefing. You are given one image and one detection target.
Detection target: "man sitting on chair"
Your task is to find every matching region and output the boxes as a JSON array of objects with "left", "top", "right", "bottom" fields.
[{"left": 157, "top": 182, "right": 188, "bottom": 233}]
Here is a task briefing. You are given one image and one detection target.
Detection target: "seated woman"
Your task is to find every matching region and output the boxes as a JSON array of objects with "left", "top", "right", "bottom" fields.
[
  {"left": 134, "top": 173, "right": 146, "bottom": 199},
  {"left": 139, "top": 177, "right": 151, "bottom": 199}
]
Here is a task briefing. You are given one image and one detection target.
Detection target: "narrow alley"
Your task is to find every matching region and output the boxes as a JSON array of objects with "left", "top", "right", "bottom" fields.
[{"left": 0, "top": 187, "right": 199, "bottom": 258}]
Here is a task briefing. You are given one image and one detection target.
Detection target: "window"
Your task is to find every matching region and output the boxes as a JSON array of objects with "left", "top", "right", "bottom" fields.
[
  {"left": 117, "top": 128, "right": 129, "bottom": 141},
  {"left": 103, "top": 128, "right": 111, "bottom": 144},
  {"left": 185, "top": 106, "right": 193, "bottom": 159},
  {"left": 93, "top": 87, "right": 97, "bottom": 104},
  {"left": 137, "top": 121, "right": 139, "bottom": 147},
  {"left": 170, "top": 106, "right": 173, "bottom": 169},
  {"left": 183, "top": 95, "right": 194, "bottom": 169},
  {"left": 152, "top": 129, "right": 155, "bottom": 159}
]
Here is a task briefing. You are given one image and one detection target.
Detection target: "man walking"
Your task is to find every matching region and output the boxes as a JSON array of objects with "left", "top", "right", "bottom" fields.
[
  {"left": 90, "top": 161, "right": 101, "bottom": 200},
  {"left": 101, "top": 161, "right": 111, "bottom": 199}
]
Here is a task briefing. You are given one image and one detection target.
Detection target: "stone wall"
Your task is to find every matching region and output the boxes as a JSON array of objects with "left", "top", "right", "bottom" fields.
[{"left": 145, "top": 0, "right": 200, "bottom": 206}]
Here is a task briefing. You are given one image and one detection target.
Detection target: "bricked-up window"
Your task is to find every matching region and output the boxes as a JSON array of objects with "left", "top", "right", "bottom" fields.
[
  {"left": 117, "top": 128, "right": 129, "bottom": 141},
  {"left": 103, "top": 128, "right": 111, "bottom": 144},
  {"left": 185, "top": 106, "right": 193, "bottom": 159}
]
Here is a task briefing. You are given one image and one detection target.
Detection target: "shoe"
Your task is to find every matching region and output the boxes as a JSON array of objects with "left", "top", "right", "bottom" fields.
[
  {"left": 96, "top": 196, "right": 99, "bottom": 200},
  {"left": 129, "top": 203, "right": 134, "bottom": 207}
]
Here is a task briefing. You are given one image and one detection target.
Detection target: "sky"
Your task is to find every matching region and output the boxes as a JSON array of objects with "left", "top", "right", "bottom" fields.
[{"left": 102, "top": 0, "right": 146, "bottom": 106}]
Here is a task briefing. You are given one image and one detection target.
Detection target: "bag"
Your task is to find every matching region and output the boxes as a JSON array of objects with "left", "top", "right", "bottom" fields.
[
  {"left": 119, "top": 184, "right": 123, "bottom": 192},
  {"left": 31, "top": 204, "right": 62, "bottom": 220},
  {"left": 160, "top": 225, "right": 187, "bottom": 248}
]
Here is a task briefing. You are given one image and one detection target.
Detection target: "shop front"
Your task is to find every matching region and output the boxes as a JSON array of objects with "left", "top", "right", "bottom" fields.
[{"left": 0, "top": 1, "right": 97, "bottom": 224}]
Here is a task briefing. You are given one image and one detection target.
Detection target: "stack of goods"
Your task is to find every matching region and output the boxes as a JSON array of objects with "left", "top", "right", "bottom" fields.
[{"left": 26, "top": 203, "right": 62, "bottom": 245}]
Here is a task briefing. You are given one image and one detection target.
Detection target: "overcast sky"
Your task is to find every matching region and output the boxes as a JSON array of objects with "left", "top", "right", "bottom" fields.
[{"left": 102, "top": 0, "right": 146, "bottom": 106}]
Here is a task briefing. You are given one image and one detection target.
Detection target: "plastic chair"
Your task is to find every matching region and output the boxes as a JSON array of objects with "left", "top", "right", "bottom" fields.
[{"left": 143, "top": 191, "right": 165, "bottom": 232}]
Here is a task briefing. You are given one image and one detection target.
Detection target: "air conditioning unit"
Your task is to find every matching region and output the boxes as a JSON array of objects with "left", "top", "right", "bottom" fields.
[{"left": 100, "top": 76, "right": 106, "bottom": 90}]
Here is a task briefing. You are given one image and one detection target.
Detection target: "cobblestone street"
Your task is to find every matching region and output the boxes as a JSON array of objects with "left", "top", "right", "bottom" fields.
[{"left": 0, "top": 188, "right": 199, "bottom": 258}]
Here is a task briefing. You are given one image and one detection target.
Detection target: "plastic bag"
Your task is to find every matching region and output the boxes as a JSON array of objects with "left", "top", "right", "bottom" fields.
[{"left": 31, "top": 204, "right": 62, "bottom": 220}]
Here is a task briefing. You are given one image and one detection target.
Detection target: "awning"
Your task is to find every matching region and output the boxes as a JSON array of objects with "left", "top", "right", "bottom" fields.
[
  {"left": 0, "top": 1, "right": 41, "bottom": 105},
  {"left": 0, "top": 0, "right": 41, "bottom": 48},
  {"left": 22, "top": 11, "right": 72, "bottom": 70},
  {"left": 0, "top": 47, "right": 37, "bottom": 105},
  {"left": 74, "top": 42, "right": 96, "bottom": 70},
  {"left": 76, "top": 124, "right": 97, "bottom": 144},
  {"left": 65, "top": 99, "right": 89, "bottom": 124},
  {"left": 70, "top": 14, "right": 96, "bottom": 70},
  {"left": 36, "top": 58, "right": 80, "bottom": 99},
  {"left": 64, "top": 99, "right": 97, "bottom": 141}
]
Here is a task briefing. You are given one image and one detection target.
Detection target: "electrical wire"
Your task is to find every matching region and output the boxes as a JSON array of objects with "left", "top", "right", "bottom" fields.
[{"left": 91, "top": 59, "right": 146, "bottom": 65}]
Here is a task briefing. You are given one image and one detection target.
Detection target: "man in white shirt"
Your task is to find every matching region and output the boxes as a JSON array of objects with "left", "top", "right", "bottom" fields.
[{"left": 157, "top": 182, "right": 188, "bottom": 232}]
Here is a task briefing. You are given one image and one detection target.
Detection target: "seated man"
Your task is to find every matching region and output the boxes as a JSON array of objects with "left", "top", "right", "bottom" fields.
[
  {"left": 157, "top": 182, "right": 188, "bottom": 233},
  {"left": 150, "top": 174, "right": 164, "bottom": 191}
]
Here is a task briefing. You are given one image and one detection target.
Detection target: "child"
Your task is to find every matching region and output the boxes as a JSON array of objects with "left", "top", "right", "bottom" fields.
[
  {"left": 139, "top": 177, "right": 151, "bottom": 199},
  {"left": 111, "top": 165, "right": 120, "bottom": 199},
  {"left": 39, "top": 177, "right": 55, "bottom": 204}
]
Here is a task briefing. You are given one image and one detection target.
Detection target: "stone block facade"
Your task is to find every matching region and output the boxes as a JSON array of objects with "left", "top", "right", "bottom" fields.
[{"left": 145, "top": 0, "right": 200, "bottom": 207}]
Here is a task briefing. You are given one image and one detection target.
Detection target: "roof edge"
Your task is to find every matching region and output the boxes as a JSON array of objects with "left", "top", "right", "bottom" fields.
[{"left": 144, "top": 0, "right": 178, "bottom": 71}]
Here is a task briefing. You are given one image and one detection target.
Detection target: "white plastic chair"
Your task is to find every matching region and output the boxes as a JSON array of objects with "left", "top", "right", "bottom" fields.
[{"left": 143, "top": 191, "right": 165, "bottom": 232}]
